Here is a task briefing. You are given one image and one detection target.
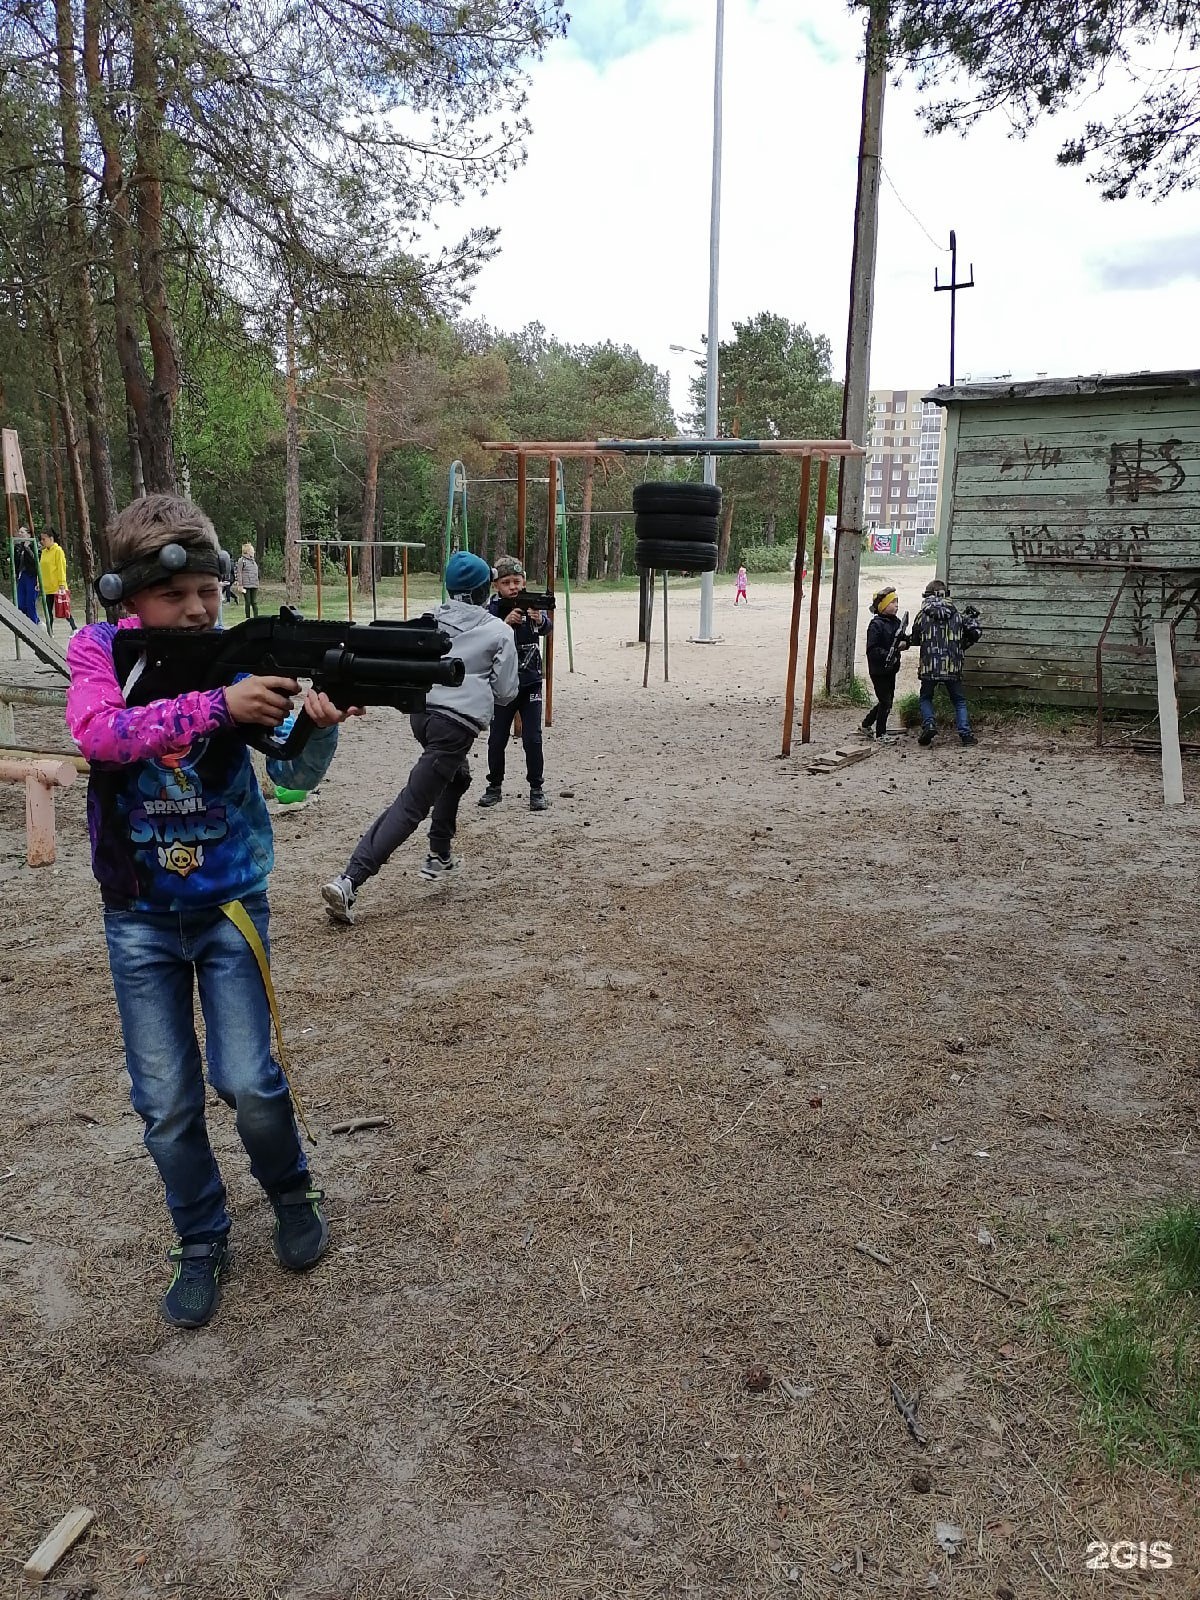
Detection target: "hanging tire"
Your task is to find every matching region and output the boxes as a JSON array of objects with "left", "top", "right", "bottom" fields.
[
  {"left": 634, "top": 513, "right": 720, "bottom": 543},
  {"left": 635, "top": 538, "right": 718, "bottom": 573},
  {"left": 633, "top": 482, "right": 722, "bottom": 518}
]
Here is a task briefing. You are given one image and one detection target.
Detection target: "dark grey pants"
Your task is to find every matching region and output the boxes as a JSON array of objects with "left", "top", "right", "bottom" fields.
[{"left": 345, "top": 711, "right": 477, "bottom": 886}]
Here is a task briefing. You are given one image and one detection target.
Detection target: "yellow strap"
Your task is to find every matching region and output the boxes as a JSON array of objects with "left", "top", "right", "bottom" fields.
[{"left": 220, "top": 900, "right": 316, "bottom": 1144}]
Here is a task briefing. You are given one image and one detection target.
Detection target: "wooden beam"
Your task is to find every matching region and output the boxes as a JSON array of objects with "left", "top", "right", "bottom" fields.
[
  {"left": 23, "top": 1506, "right": 95, "bottom": 1579},
  {"left": 1154, "top": 621, "right": 1185, "bottom": 807}
]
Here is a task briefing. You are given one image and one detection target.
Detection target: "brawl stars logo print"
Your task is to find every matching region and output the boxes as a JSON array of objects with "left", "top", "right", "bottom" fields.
[
  {"left": 158, "top": 841, "right": 205, "bottom": 877},
  {"left": 128, "top": 745, "right": 229, "bottom": 876}
]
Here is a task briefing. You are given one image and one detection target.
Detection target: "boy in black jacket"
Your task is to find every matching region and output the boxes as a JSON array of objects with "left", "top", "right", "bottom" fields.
[
  {"left": 861, "top": 586, "right": 907, "bottom": 740},
  {"left": 478, "top": 555, "right": 552, "bottom": 812}
]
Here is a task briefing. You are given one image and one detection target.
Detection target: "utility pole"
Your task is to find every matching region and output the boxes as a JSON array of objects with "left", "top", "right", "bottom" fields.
[
  {"left": 695, "top": 0, "right": 724, "bottom": 645},
  {"left": 934, "top": 230, "right": 974, "bottom": 386},
  {"left": 825, "top": 0, "right": 887, "bottom": 692}
]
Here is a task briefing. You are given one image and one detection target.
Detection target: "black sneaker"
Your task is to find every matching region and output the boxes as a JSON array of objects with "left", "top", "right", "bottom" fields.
[
  {"left": 271, "top": 1186, "right": 330, "bottom": 1272},
  {"left": 918, "top": 725, "right": 935, "bottom": 746},
  {"left": 960, "top": 731, "right": 978, "bottom": 746},
  {"left": 477, "top": 785, "right": 502, "bottom": 808},
  {"left": 529, "top": 788, "right": 549, "bottom": 811},
  {"left": 162, "top": 1236, "right": 229, "bottom": 1329}
]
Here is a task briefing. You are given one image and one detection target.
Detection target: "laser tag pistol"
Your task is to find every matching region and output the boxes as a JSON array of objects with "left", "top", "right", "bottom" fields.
[
  {"left": 884, "top": 611, "right": 910, "bottom": 672},
  {"left": 498, "top": 590, "right": 556, "bottom": 619},
  {"left": 112, "top": 606, "right": 466, "bottom": 759}
]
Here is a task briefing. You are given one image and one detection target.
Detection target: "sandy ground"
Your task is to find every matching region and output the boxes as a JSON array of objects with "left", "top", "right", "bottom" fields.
[{"left": 2, "top": 567, "right": 1199, "bottom": 1599}]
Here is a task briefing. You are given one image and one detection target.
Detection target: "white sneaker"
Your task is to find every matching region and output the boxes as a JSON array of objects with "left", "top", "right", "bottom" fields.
[
  {"left": 321, "top": 875, "right": 357, "bottom": 924},
  {"left": 419, "top": 852, "right": 461, "bottom": 882}
]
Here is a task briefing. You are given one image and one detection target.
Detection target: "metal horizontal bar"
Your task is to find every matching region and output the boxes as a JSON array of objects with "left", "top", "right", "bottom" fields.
[
  {"left": 483, "top": 438, "right": 863, "bottom": 458},
  {"left": 295, "top": 540, "right": 426, "bottom": 548}
]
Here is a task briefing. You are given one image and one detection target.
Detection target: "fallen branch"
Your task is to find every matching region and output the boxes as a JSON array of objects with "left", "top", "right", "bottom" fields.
[
  {"left": 330, "top": 1116, "right": 389, "bottom": 1135},
  {"left": 889, "top": 1378, "right": 928, "bottom": 1447},
  {"left": 965, "top": 1272, "right": 1029, "bottom": 1307},
  {"left": 3, "top": 1232, "right": 33, "bottom": 1245},
  {"left": 854, "top": 1241, "right": 894, "bottom": 1269}
]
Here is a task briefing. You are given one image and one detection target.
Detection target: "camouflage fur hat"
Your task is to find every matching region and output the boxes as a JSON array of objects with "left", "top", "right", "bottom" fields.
[{"left": 494, "top": 555, "right": 525, "bottom": 581}]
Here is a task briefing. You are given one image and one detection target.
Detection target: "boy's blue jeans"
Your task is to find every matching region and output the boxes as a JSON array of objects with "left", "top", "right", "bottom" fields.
[
  {"left": 919, "top": 676, "right": 972, "bottom": 735},
  {"left": 103, "top": 894, "right": 308, "bottom": 1242}
]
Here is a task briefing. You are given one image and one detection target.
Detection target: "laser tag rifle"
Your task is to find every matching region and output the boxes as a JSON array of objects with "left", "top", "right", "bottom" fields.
[
  {"left": 496, "top": 589, "right": 556, "bottom": 620},
  {"left": 112, "top": 606, "right": 465, "bottom": 759},
  {"left": 884, "top": 610, "right": 910, "bottom": 672},
  {"left": 962, "top": 603, "right": 983, "bottom": 646}
]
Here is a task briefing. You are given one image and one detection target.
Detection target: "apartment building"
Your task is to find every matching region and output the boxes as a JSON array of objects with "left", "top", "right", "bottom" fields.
[{"left": 865, "top": 387, "right": 945, "bottom": 551}]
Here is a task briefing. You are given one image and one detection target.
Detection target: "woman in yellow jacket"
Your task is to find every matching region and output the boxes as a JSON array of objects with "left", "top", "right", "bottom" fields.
[{"left": 38, "top": 528, "right": 75, "bottom": 633}]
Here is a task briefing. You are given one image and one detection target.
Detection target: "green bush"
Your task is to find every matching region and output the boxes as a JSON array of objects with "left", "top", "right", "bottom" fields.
[{"left": 740, "top": 542, "right": 794, "bottom": 574}]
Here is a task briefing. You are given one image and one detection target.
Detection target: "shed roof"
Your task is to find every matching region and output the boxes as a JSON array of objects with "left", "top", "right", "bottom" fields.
[{"left": 925, "top": 370, "right": 1200, "bottom": 407}]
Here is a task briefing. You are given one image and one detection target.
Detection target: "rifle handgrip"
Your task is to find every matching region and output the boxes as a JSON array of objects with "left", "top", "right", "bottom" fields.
[{"left": 246, "top": 708, "right": 314, "bottom": 761}]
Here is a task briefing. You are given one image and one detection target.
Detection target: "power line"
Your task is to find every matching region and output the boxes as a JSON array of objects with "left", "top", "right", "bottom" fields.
[{"left": 880, "top": 164, "right": 946, "bottom": 253}]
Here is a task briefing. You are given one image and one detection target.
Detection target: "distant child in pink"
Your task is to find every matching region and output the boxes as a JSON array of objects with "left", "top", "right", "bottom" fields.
[{"left": 734, "top": 566, "right": 748, "bottom": 604}]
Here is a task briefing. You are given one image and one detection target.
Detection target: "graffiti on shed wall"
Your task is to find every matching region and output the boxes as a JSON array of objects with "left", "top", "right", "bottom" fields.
[
  {"left": 1106, "top": 439, "right": 1186, "bottom": 502},
  {"left": 1007, "top": 523, "right": 1150, "bottom": 566}
]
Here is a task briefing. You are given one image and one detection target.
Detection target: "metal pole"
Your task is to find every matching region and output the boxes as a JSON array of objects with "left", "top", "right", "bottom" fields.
[
  {"left": 825, "top": 0, "right": 887, "bottom": 692},
  {"left": 781, "top": 454, "right": 813, "bottom": 757},
  {"left": 801, "top": 459, "right": 831, "bottom": 744},
  {"left": 696, "top": 0, "right": 723, "bottom": 646},
  {"left": 402, "top": 545, "right": 408, "bottom": 619},
  {"left": 662, "top": 570, "right": 670, "bottom": 682},
  {"left": 516, "top": 454, "right": 527, "bottom": 567},
  {"left": 346, "top": 542, "right": 353, "bottom": 622},
  {"left": 642, "top": 569, "right": 654, "bottom": 689},
  {"left": 949, "top": 231, "right": 958, "bottom": 387},
  {"left": 545, "top": 456, "right": 556, "bottom": 727},
  {"left": 315, "top": 540, "right": 323, "bottom": 619}
]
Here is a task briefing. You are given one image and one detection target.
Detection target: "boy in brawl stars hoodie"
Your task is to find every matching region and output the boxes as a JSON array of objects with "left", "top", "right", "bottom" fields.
[
  {"left": 66, "top": 494, "right": 356, "bottom": 1330},
  {"left": 321, "top": 550, "right": 518, "bottom": 923}
]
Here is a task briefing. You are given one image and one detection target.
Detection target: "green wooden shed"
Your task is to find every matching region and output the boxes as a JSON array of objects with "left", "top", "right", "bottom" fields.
[{"left": 929, "top": 370, "right": 1200, "bottom": 711}]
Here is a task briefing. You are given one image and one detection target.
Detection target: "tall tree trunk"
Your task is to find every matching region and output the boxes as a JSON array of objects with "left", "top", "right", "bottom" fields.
[
  {"left": 48, "top": 401, "right": 70, "bottom": 544},
  {"left": 84, "top": 0, "right": 155, "bottom": 494},
  {"left": 358, "top": 387, "right": 380, "bottom": 595},
  {"left": 607, "top": 523, "right": 624, "bottom": 582},
  {"left": 718, "top": 494, "right": 735, "bottom": 572},
  {"left": 49, "top": 329, "right": 98, "bottom": 621},
  {"left": 31, "top": 402, "right": 53, "bottom": 529},
  {"left": 129, "top": 0, "right": 180, "bottom": 490},
  {"left": 284, "top": 308, "right": 302, "bottom": 602},
  {"left": 764, "top": 510, "right": 777, "bottom": 546},
  {"left": 127, "top": 404, "right": 145, "bottom": 498},
  {"left": 53, "top": 0, "right": 117, "bottom": 539},
  {"left": 575, "top": 457, "right": 594, "bottom": 583}
]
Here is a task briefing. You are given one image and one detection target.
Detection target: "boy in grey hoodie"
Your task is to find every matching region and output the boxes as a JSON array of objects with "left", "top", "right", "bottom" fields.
[{"left": 321, "top": 551, "right": 518, "bottom": 922}]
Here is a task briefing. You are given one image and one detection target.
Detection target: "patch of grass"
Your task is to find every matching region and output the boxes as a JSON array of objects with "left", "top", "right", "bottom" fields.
[
  {"left": 896, "top": 691, "right": 922, "bottom": 729},
  {"left": 1058, "top": 1205, "right": 1200, "bottom": 1474},
  {"left": 819, "top": 674, "right": 872, "bottom": 708}
]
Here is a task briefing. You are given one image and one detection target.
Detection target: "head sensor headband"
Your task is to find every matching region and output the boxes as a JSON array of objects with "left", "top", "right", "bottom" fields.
[{"left": 96, "top": 542, "right": 222, "bottom": 604}]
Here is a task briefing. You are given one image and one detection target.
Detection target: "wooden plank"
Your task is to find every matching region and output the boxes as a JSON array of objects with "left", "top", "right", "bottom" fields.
[
  {"left": 807, "top": 746, "right": 873, "bottom": 775},
  {"left": 1155, "top": 622, "right": 1185, "bottom": 806},
  {"left": 23, "top": 1506, "right": 95, "bottom": 1579},
  {"left": 0, "top": 593, "right": 70, "bottom": 675}
]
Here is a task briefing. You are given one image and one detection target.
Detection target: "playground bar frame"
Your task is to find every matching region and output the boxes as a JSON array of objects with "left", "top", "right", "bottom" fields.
[
  {"left": 296, "top": 539, "right": 424, "bottom": 621},
  {"left": 483, "top": 436, "right": 863, "bottom": 748}
]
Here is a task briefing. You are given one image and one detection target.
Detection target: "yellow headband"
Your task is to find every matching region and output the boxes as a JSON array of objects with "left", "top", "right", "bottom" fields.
[{"left": 875, "top": 589, "right": 897, "bottom": 613}]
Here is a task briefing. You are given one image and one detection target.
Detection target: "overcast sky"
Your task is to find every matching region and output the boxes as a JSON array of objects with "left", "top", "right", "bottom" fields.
[{"left": 434, "top": 0, "right": 1200, "bottom": 420}]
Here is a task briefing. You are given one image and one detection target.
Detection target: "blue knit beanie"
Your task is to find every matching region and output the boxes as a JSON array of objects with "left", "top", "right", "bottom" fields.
[{"left": 445, "top": 550, "right": 493, "bottom": 598}]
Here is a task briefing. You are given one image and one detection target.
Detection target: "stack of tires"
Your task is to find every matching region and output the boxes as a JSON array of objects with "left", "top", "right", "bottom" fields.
[{"left": 633, "top": 482, "right": 721, "bottom": 573}]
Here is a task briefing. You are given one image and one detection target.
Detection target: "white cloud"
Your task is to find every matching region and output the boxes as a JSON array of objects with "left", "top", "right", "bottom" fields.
[{"left": 432, "top": 0, "right": 1199, "bottom": 419}]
